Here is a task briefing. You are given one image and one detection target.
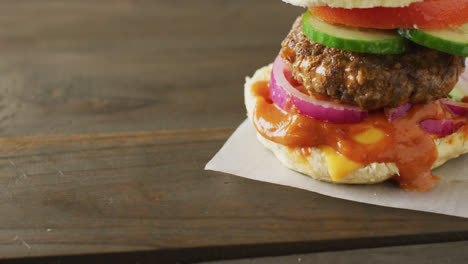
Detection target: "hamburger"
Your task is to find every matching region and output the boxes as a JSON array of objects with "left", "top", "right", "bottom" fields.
[{"left": 245, "top": 0, "right": 468, "bottom": 191}]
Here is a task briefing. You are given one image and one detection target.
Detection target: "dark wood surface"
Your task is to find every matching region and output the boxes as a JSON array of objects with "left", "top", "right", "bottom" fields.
[
  {"left": 0, "top": 0, "right": 467, "bottom": 263},
  {"left": 207, "top": 241, "right": 468, "bottom": 264}
]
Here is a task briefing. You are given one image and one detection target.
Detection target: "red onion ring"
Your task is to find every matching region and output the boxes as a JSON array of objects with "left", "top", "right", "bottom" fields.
[
  {"left": 420, "top": 119, "right": 465, "bottom": 136},
  {"left": 269, "top": 56, "right": 368, "bottom": 124},
  {"left": 441, "top": 98, "right": 468, "bottom": 116},
  {"left": 385, "top": 103, "right": 412, "bottom": 122}
]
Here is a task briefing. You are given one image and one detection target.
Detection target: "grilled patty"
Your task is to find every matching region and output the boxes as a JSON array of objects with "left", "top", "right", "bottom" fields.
[{"left": 280, "top": 16, "right": 466, "bottom": 110}]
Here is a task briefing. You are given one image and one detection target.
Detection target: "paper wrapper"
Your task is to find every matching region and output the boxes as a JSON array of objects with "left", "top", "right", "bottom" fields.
[{"left": 205, "top": 120, "right": 468, "bottom": 218}]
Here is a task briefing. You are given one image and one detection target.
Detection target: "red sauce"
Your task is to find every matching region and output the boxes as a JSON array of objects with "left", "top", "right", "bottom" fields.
[{"left": 252, "top": 81, "right": 468, "bottom": 191}]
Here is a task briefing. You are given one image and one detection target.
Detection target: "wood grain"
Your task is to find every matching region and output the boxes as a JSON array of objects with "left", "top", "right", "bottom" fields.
[
  {"left": 0, "top": 0, "right": 465, "bottom": 262},
  {"left": 0, "top": 129, "right": 467, "bottom": 260},
  {"left": 0, "top": 0, "right": 299, "bottom": 137},
  {"left": 208, "top": 241, "right": 468, "bottom": 264}
]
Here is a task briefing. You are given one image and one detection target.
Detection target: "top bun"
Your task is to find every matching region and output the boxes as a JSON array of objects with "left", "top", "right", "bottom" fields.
[{"left": 282, "top": 0, "right": 422, "bottom": 8}]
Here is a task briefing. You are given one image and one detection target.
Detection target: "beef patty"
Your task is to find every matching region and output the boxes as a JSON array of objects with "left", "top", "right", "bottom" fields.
[{"left": 280, "top": 16, "right": 466, "bottom": 110}]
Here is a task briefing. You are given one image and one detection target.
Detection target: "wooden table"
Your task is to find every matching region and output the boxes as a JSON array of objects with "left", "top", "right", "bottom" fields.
[{"left": 0, "top": 1, "right": 467, "bottom": 263}]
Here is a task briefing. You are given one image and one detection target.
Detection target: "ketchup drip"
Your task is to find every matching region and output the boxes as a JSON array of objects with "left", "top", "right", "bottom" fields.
[{"left": 251, "top": 81, "right": 468, "bottom": 191}]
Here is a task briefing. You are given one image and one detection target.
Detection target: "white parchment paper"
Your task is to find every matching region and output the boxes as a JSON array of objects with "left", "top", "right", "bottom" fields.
[{"left": 205, "top": 120, "right": 468, "bottom": 218}]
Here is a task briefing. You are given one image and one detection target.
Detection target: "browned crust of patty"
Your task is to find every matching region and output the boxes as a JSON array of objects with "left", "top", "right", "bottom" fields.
[{"left": 280, "top": 16, "right": 466, "bottom": 110}]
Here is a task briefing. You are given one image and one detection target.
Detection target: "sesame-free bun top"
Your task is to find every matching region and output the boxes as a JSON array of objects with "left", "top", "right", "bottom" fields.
[{"left": 282, "top": 0, "right": 422, "bottom": 8}]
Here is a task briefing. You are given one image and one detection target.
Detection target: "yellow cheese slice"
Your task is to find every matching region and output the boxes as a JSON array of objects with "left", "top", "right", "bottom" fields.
[
  {"left": 321, "top": 146, "right": 363, "bottom": 181},
  {"left": 353, "top": 128, "right": 385, "bottom": 145}
]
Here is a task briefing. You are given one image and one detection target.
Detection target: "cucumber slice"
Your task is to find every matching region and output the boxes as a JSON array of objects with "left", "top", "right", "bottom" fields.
[
  {"left": 449, "top": 84, "right": 466, "bottom": 102},
  {"left": 302, "top": 11, "right": 408, "bottom": 54},
  {"left": 398, "top": 24, "right": 468, "bottom": 56}
]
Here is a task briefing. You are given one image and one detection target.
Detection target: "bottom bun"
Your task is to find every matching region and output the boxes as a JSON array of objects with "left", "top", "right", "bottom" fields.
[{"left": 245, "top": 63, "right": 468, "bottom": 184}]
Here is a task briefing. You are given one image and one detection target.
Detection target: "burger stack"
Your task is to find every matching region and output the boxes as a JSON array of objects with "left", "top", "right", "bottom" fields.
[{"left": 245, "top": 0, "right": 468, "bottom": 190}]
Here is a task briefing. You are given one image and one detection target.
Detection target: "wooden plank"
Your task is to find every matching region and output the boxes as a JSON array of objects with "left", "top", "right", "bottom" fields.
[
  {"left": 0, "top": 0, "right": 300, "bottom": 137},
  {"left": 208, "top": 241, "right": 468, "bottom": 264},
  {"left": 0, "top": 128, "right": 467, "bottom": 259},
  {"left": 0, "top": 0, "right": 465, "bottom": 262}
]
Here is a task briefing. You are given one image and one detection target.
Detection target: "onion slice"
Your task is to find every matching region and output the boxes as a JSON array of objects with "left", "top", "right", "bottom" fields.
[
  {"left": 440, "top": 98, "right": 468, "bottom": 116},
  {"left": 420, "top": 119, "right": 465, "bottom": 136},
  {"left": 270, "top": 56, "right": 367, "bottom": 124},
  {"left": 385, "top": 103, "right": 412, "bottom": 122}
]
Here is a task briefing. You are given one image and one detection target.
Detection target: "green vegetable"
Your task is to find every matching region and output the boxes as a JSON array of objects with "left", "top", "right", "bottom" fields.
[
  {"left": 398, "top": 24, "right": 468, "bottom": 56},
  {"left": 302, "top": 11, "right": 408, "bottom": 54},
  {"left": 448, "top": 85, "right": 466, "bottom": 102}
]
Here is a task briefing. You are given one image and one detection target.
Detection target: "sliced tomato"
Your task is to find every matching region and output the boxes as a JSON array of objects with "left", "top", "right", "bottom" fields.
[{"left": 309, "top": 0, "right": 468, "bottom": 29}]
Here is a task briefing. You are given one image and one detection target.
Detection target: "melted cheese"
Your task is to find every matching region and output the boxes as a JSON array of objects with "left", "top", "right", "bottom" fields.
[
  {"left": 353, "top": 128, "right": 385, "bottom": 145},
  {"left": 321, "top": 146, "right": 363, "bottom": 181},
  {"left": 245, "top": 64, "right": 468, "bottom": 189}
]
